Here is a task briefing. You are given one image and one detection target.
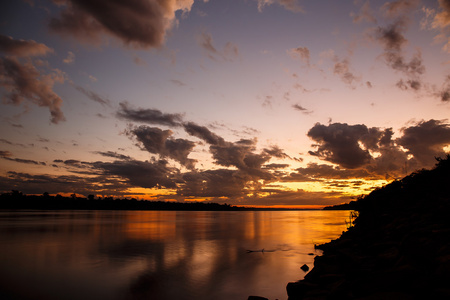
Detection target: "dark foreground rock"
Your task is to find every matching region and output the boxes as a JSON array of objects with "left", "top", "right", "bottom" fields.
[{"left": 287, "top": 156, "right": 450, "bottom": 299}]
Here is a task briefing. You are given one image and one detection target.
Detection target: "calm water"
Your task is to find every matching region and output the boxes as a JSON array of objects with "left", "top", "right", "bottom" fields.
[{"left": 0, "top": 210, "right": 349, "bottom": 300}]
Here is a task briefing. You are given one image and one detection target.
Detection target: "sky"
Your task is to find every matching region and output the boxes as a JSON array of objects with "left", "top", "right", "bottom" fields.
[{"left": 1, "top": 0, "right": 450, "bottom": 208}]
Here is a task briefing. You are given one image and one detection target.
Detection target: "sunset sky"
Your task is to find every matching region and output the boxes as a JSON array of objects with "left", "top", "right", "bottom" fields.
[{"left": 1, "top": 0, "right": 450, "bottom": 207}]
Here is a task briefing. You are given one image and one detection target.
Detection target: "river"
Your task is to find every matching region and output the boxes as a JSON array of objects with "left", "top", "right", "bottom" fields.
[{"left": 0, "top": 210, "right": 349, "bottom": 300}]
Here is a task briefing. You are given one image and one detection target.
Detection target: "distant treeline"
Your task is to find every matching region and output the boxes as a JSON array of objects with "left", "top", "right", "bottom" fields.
[
  {"left": 0, "top": 191, "right": 299, "bottom": 211},
  {"left": 324, "top": 155, "right": 450, "bottom": 212},
  {"left": 0, "top": 192, "right": 247, "bottom": 211}
]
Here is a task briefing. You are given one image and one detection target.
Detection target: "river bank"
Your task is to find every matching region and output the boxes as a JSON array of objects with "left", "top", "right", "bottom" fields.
[{"left": 287, "top": 156, "right": 450, "bottom": 299}]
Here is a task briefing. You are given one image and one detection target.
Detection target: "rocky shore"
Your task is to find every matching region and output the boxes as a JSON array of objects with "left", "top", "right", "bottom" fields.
[{"left": 286, "top": 156, "right": 450, "bottom": 299}]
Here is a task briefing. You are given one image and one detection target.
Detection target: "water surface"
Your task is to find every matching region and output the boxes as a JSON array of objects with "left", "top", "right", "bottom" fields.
[{"left": 0, "top": 210, "right": 349, "bottom": 300}]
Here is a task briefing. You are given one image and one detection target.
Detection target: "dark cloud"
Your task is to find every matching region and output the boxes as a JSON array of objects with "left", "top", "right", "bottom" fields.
[
  {"left": 307, "top": 122, "right": 379, "bottom": 169},
  {"left": 263, "top": 145, "right": 291, "bottom": 159},
  {"left": 208, "top": 139, "right": 273, "bottom": 180},
  {"left": 376, "top": 21, "right": 407, "bottom": 51},
  {"left": 48, "top": 0, "right": 196, "bottom": 49},
  {"left": 436, "top": 75, "right": 450, "bottom": 102},
  {"left": 116, "top": 101, "right": 183, "bottom": 127},
  {"left": 127, "top": 125, "right": 197, "bottom": 169},
  {"left": 292, "top": 104, "right": 313, "bottom": 114},
  {"left": 307, "top": 121, "right": 450, "bottom": 178},
  {"left": 0, "top": 151, "right": 46, "bottom": 165},
  {"left": 178, "top": 169, "right": 250, "bottom": 198},
  {"left": 396, "top": 119, "right": 450, "bottom": 166},
  {"left": 263, "top": 163, "right": 290, "bottom": 170},
  {"left": 396, "top": 79, "right": 421, "bottom": 91},
  {"left": 0, "top": 34, "right": 53, "bottom": 57},
  {"left": 93, "top": 151, "right": 131, "bottom": 160},
  {"left": 183, "top": 122, "right": 224, "bottom": 145},
  {"left": 183, "top": 122, "right": 280, "bottom": 179},
  {"left": 250, "top": 189, "right": 349, "bottom": 207},
  {"left": 0, "top": 171, "right": 130, "bottom": 196},
  {"left": 0, "top": 35, "right": 65, "bottom": 124},
  {"left": 91, "top": 159, "right": 178, "bottom": 189},
  {"left": 51, "top": 155, "right": 180, "bottom": 190},
  {"left": 292, "top": 163, "right": 374, "bottom": 180},
  {"left": 0, "top": 150, "right": 13, "bottom": 158},
  {"left": 75, "top": 86, "right": 111, "bottom": 107}
]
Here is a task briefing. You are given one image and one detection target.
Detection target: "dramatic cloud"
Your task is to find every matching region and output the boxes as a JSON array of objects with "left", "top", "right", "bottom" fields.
[
  {"left": 49, "top": 0, "right": 199, "bottom": 49},
  {"left": 263, "top": 145, "right": 291, "bottom": 159},
  {"left": 209, "top": 139, "right": 274, "bottom": 179},
  {"left": 307, "top": 120, "right": 450, "bottom": 178},
  {"left": 91, "top": 158, "right": 178, "bottom": 189},
  {"left": 183, "top": 122, "right": 225, "bottom": 145},
  {"left": 396, "top": 119, "right": 450, "bottom": 166},
  {"left": 291, "top": 163, "right": 374, "bottom": 180},
  {"left": 178, "top": 169, "right": 251, "bottom": 198},
  {"left": 117, "top": 101, "right": 183, "bottom": 127},
  {"left": 75, "top": 85, "right": 111, "bottom": 107},
  {"left": 128, "top": 125, "right": 197, "bottom": 169},
  {"left": 307, "top": 123, "right": 383, "bottom": 169},
  {"left": 0, "top": 34, "right": 53, "bottom": 57},
  {"left": 0, "top": 35, "right": 66, "bottom": 124},
  {"left": 0, "top": 57, "right": 66, "bottom": 124},
  {"left": 249, "top": 189, "right": 349, "bottom": 207},
  {"left": 0, "top": 171, "right": 131, "bottom": 196},
  {"left": 183, "top": 122, "right": 277, "bottom": 179}
]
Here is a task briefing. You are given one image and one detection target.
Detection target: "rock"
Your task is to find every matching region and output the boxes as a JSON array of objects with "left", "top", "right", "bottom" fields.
[{"left": 300, "top": 264, "right": 309, "bottom": 272}]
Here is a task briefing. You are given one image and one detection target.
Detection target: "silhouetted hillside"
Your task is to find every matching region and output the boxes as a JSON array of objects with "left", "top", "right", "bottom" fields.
[
  {"left": 288, "top": 155, "right": 450, "bottom": 299},
  {"left": 324, "top": 155, "right": 450, "bottom": 213}
]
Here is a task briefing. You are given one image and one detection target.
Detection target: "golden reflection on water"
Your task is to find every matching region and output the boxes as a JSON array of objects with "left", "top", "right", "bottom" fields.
[{"left": 0, "top": 210, "right": 349, "bottom": 300}]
